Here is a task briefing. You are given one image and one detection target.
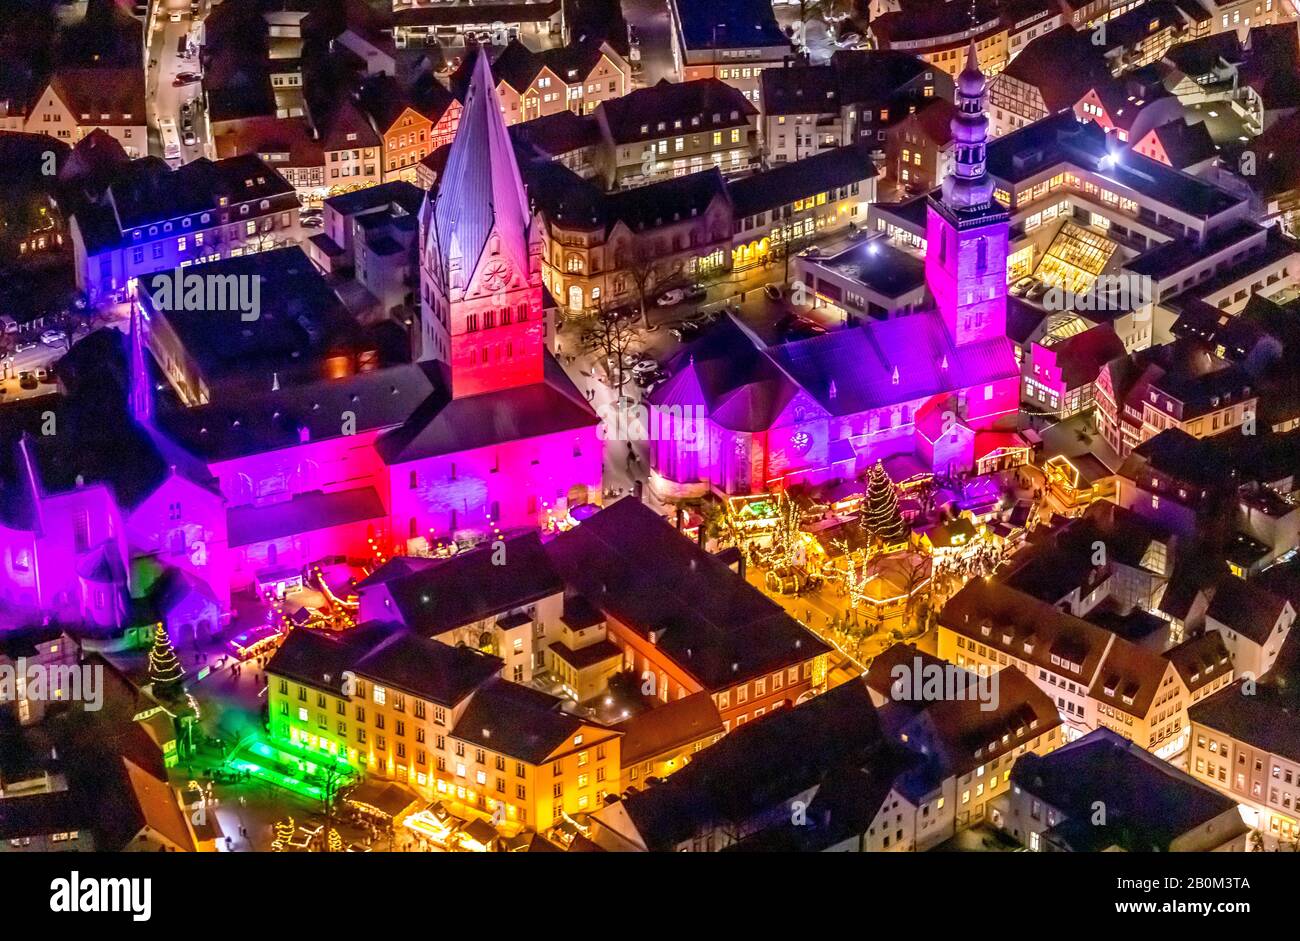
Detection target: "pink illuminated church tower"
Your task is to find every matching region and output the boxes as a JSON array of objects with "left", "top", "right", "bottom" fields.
[
  {"left": 924, "top": 43, "right": 1009, "bottom": 348},
  {"left": 418, "top": 49, "right": 546, "bottom": 396},
  {"left": 647, "top": 42, "right": 1022, "bottom": 497},
  {"left": 379, "top": 47, "right": 602, "bottom": 540}
]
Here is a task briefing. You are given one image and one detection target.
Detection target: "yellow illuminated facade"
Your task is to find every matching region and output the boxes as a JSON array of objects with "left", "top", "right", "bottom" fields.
[{"left": 268, "top": 673, "right": 621, "bottom": 832}]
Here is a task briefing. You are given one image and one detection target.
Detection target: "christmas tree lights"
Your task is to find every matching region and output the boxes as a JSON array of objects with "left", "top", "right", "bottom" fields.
[
  {"left": 860, "top": 461, "right": 907, "bottom": 547},
  {"left": 147, "top": 623, "right": 185, "bottom": 692}
]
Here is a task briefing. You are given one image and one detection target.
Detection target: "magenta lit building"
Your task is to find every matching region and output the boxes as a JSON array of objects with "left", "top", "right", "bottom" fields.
[
  {"left": 0, "top": 52, "right": 600, "bottom": 637},
  {"left": 648, "top": 45, "right": 1021, "bottom": 498}
]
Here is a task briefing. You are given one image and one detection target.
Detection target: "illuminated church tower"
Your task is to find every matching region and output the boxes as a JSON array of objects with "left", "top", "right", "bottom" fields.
[
  {"left": 924, "top": 43, "right": 1008, "bottom": 348},
  {"left": 419, "top": 47, "right": 545, "bottom": 397}
]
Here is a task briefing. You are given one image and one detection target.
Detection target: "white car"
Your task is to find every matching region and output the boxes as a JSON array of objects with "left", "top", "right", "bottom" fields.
[
  {"left": 656, "top": 288, "right": 684, "bottom": 307},
  {"left": 632, "top": 358, "right": 659, "bottom": 377},
  {"left": 39, "top": 329, "right": 66, "bottom": 347}
]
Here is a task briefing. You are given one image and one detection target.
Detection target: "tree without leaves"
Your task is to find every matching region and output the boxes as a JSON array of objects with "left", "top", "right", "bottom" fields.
[
  {"left": 622, "top": 234, "right": 660, "bottom": 328},
  {"left": 575, "top": 301, "right": 639, "bottom": 398}
]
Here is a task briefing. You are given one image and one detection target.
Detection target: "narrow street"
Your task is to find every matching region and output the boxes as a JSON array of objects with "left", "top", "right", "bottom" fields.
[{"left": 147, "top": 2, "right": 211, "bottom": 165}]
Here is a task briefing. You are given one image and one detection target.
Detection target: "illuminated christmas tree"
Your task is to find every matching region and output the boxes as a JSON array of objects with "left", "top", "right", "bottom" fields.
[
  {"left": 147, "top": 623, "right": 185, "bottom": 692},
  {"left": 860, "top": 461, "right": 907, "bottom": 547}
]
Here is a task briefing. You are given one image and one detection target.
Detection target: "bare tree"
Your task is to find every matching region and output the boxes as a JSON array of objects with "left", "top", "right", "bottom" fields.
[
  {"left": 896, "top": 551, "right": 933, "bottom": 637},
  {"left": 623, "top": 234, "right": 661, "bottom": 328},
  {"left": 576, "top": 301, "right": 639, "bottom": 399}
]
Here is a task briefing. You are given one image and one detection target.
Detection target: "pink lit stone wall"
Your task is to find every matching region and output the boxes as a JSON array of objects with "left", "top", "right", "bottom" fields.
[
  {"left": 924, "top": 206, "right": 1009, "bottom": 348},
  {"left": 126, "top": 472, "right": 231, "bottom": 609},
  {"left": 0, "top": 485, "right": 126, "bottom": 616},
  {"left": 230, "top": 516, "right": 386, "bottom": 593},
  {"left": 386, "top": 423, "right": 603, "bottom": 550},
  {"left": 208, "top": 429, "right": 392, "bottom": 511},
  {"left": 961, "top": 375, "right": 1021, "bottom": 429}
]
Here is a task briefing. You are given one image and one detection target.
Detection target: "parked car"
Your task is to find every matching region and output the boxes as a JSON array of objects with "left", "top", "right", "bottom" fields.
[
  {"left": 683, "top": 282, "right": 708, "bottom": 302},
  {"left": 37, "top": 367, "right": 55, "bottom": 384},
  {"left": 776, "top": 313, "right": 827, "bottom": 340},
  {"left": 764, "top": 284, "right": 783, "bottom": 301},
  {"left": 656, "top": 288, "right": 684, "bottom": 307},
  {"left": 173, "top": 72, "right": 200, "bottom": 86},
  {"left": 1010, "top": 277, "right": 1035, "bottom": 297},
  {"left": 18, "top": 372, "right": 37, "bottom": 390},
  {"left": 632, "top": 358, "right": 659, "bottom": 378},
  {"left": 39, "top": 329, "right": 65, "bottom": 347},
  {"left": 1026, "top": 280, "right": 1052, "bottom": 301},
  {"left": 669, "top": 321, "right": 702, "bottom": 342},
  {"left": 301, "top": 216, "right": 324, "bottom": 229}
]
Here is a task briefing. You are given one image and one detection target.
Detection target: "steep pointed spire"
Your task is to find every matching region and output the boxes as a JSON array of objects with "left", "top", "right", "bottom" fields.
[
  {"left": 429, "top": 44, "right": 532, "bottom": 280},
  {"left": 129, "top": 299, "right": 153, "bottom": 424},
  {"left": 16, "top": 433, "right": 45, "bottom": 537},
  {"left": 942, "top": 40, "right": 994, "bottom": 211}
]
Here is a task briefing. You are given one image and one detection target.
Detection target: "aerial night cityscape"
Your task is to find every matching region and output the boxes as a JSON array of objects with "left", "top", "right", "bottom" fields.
[{"left": 0, "top": 0, "right": 1298, "bottom": 918}]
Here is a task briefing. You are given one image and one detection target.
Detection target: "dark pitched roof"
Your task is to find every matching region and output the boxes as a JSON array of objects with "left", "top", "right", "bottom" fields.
[
  {"left": 1145, "top": 118, "right": 1218, "bottom": 169},
  {"left": 451, "top": 678, "right": 602, "bottom": 763},
  {"left": 380, "top": 532, "right": 564, "bottom": 637},
  {"left": 139, "top": 247, "right": 359, "bottom": 385},
  {"left": 727, "top": 145, "right": 875, "bottom": 218},
  {"left": 76, "top": 153, "right": 296, "bottom": 253},
  {"left": 1000, "top": 26, "right": 1112, "bottom": 112},
  {"left": 1011, "top": 728, "right": 1244, "bottom": 851},
  {"left": 511, "top": 109, "right": 602, "bottom": 159},
  {"left": 546, "top": 498, "right": 832, "bottom": 690},
  {"left": 374, "top": 353, "right": 598, "bottom": 464},
  {"left": 158, "top": 361, "right": 439, "bottom": 462},
  {"left": 1207, "top": 574, "right": 1290, "bottom": 644},
  {"left": 939, "top": 578, "right": 1115, "bottom": 680},
  {"left": 597, "top": 79, "right": 755, "bottom": 145},
  {"left": 760, "top": 64, "right": 838, "bottom": 116},
  {"left": 1163, "top": 30, "right": 1242, "bottom": 76},
  {"left": 616, "top": 691, "right": 724, "bottom": 766},
  {"left": 48, "top": 66, "right": 144, "bottom": 126},
  {"left": 267, "top": 620, "right": 502, "bottom": 706},
  {"left": 325, "top": 179, "right": 424, "bottom": 217},
  {"left": 1040, "top": 323, "right": 1127, "bottom": 390},
  {"left": 1165, "top": 630, "right": 1233, "bottom": 693},
  {"left": 617, "top": 680, "right": 885, "bottom": 850},
  {"left": 1189, "top": 645, "right": 1300, "bottom": 763}
]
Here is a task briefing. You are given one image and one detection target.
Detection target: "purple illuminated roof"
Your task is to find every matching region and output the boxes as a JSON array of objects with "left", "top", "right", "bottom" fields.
[
  {"left": 427, "top": 46, "right": 532, "bottom": 278},
  {"left": 767, "top": 314, "right": 1017, "bottom": 416}
]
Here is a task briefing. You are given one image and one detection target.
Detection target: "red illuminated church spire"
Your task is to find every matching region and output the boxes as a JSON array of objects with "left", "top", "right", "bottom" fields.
[{"left": 419, "top": 46, "right": 545, "bottom": 397}]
